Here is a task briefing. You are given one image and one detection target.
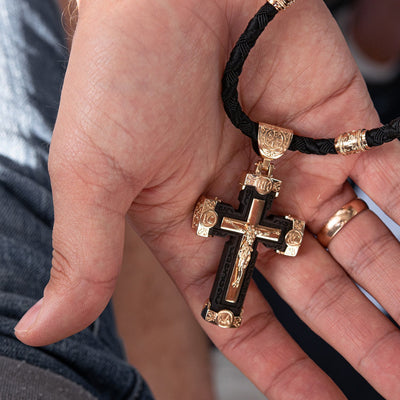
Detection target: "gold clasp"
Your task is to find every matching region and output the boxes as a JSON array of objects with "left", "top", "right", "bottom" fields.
[{"left": 255, "top": 158, "right": 274, "bottom": 177}]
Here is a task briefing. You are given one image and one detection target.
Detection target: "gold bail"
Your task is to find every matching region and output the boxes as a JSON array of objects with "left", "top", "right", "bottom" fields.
[{"left": 258, "top": 122, "right": 293, "bottom": 162}]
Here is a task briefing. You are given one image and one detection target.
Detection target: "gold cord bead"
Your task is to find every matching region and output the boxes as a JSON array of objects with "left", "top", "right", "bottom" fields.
[
  {"left": 267, "top": 0, "right": 296, "bottom": 11},
  {"left": 334, "top": 129, "right": 370, "bottom": 155}
]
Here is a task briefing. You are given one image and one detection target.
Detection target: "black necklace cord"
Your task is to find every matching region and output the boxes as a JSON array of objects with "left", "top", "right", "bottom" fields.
[
  {"left": 221, "top": 2, "right": 278, "bottom": 154},
  {"left": 221, "top": 1, "right": 400, "bottom": 156},
  {"left": 365, "top": 117, "right": 400, "bottom": 148}
]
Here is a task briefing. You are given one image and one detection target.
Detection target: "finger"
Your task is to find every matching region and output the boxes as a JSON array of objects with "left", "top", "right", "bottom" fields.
[
  {"left": 187, "top": 279, "right": 346, "bottom": 400},
  {"left": 351, "top": 140, "right": 400, "bottom": 224},
  {"left": 326, "top": 209, "right": 400, "bottom": 324},
  {"left": 258, "top": 233, "right": 400, "bottom": 400},
  {"left": 14, "top": 155, "right": 127, "bottom": 346},
  {"left": 14, "top": 118, "right": 140, "bottom": 347}
]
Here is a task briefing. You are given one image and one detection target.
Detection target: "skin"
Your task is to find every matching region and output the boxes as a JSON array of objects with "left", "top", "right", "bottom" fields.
[
  {"left": 14, "top": 0, "right": 400, "bottom": 399},
  {"left": 114, "top": 224, "right": 214, "bottom": 400}
]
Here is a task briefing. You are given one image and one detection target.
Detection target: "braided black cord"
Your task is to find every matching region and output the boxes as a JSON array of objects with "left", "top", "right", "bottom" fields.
[
  {"left": 366, "top": 117, "right": 400, "bottom": 148},
  {"left": 288, "top": 136, "right": 337, "bottom": 154},
  {"left": 221, "top": 2, "right": 278, "bottom": 152},
  {"left": 222, "top": 2, "right": 400, "bottom": 155}
]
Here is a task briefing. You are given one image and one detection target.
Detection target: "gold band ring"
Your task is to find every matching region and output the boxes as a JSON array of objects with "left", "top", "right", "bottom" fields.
[{"left": 317, "top": 199, "right": 369, "bottom": 248}]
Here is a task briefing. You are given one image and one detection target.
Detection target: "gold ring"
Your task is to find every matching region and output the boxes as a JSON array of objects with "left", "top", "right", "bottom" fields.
[{"left": 317, "top": 199, "right": 368, "bottom": 248}]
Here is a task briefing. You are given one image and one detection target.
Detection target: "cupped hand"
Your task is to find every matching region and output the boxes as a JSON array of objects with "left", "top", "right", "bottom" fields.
[{"left": 15, "top": 0, "right": 400, "bottom": 398}]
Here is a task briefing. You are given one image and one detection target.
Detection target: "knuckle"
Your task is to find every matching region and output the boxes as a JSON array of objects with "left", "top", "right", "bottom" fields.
[
  {"left": 302, "top": 272, "right": 349, "bottom": 321},
  {"left": 347, "top": 230, "right": 394, "bottom": 278},
  {"left": 49, "top": 134, "right": 132, "bottom": 203},
  {"left": 219, "top": 310, "right": 276, "bottom": 355},
  {"left": 50, "top": 248, "right": 118, "bottom": 296},
  {"left": 356, "top": 329, "right": 399, "bottom": 371},
  {"left": 384, "top": 188, "right": 400, "bottom": 222},
  {"left": 49, "top": 145, "right": 126, "bottom": 208},
  {"left": 263, "top": 355, "right": 309, "bottom": 398},
  {"left": 50, "top": 248, "right": 78, "bottom": 294},
  {"left": 48, "top": 139, "right": 92, "bottom": 190}
]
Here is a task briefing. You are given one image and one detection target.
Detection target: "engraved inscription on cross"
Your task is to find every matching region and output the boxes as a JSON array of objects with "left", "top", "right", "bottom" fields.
[{"left": 193, "top": 161, "right": 305, "bottom": 329}]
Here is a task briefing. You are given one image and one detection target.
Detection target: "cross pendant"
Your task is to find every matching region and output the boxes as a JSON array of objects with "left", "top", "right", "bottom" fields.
[
  {"left": 193, "top": 124, "right": 305, "bottom": 328},
  {"left": 193, "top": 162, "right": 304, "bottom": 328}
]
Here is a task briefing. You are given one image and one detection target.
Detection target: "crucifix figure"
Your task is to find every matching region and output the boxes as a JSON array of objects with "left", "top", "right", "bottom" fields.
[{"left": 192, "top": 124, "right": 305, "bottom": 328}]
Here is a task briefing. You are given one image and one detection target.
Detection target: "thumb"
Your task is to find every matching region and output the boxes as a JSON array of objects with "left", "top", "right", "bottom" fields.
[{"left": 14, "top": 125, "right": 134, "bottom": 347}]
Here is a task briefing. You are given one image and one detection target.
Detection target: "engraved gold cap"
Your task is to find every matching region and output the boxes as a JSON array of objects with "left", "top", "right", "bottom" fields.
[
  {"left": 268, "top": 0, "right": 296, "bottom": 11},
  {"left": 192, "top": 196, "right": 220, "bottom": 238},
  {"left": 203, "top": 302, "right": 242, "bottom": 328},
  {"left": 277, "top": 216, "right": 305, "bottom": 257}
]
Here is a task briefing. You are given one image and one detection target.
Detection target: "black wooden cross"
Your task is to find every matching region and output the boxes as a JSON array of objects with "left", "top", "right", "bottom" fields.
[{"left": 193, "top": 162, "right": 304, "bottom": 328}]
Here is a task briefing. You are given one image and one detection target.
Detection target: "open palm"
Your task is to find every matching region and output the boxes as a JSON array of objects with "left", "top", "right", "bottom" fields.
[{"left": 16, "top": 0, "right": 400, "bottom": 398}]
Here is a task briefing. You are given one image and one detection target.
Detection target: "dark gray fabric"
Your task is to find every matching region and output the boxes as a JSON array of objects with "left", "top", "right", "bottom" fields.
[
  {"left": 0, "top": 355, "right": 96, "bottom": 400},
  {"left": 0, "top": 1, "right": 153, "bottom": 399}
]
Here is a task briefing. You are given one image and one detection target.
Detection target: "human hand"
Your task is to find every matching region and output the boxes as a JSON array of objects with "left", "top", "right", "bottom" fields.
[{"left": 15, "top": 0, "right": 400, "bottom": 398}]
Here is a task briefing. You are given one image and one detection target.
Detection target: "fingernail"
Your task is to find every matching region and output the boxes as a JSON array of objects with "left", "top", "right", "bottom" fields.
[{"left": 15, "top": 298, "right": 44, "bottom": 333}]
